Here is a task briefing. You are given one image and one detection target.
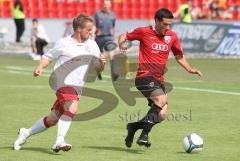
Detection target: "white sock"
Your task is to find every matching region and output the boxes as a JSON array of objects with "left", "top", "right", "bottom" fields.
[
  {"left": 56, "top": 115, "right": 72, "bottom": 144},
  {"left": 28, "top": 118, "right": 47, "bottom": 135}
]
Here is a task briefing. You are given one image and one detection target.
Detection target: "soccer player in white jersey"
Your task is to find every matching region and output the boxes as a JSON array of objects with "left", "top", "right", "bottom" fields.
[{"left": 13, "top": 14, "right": 106, "bottom": 152}]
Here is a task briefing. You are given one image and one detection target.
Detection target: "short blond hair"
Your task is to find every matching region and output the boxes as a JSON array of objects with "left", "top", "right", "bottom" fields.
[{"left": 72, "top": 14, "right": 94, "bottom": 31}]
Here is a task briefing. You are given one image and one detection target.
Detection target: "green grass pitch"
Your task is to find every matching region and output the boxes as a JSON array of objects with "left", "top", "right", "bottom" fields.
[{"left": 0, "top": 55, "right": 239, "bottom": 161}]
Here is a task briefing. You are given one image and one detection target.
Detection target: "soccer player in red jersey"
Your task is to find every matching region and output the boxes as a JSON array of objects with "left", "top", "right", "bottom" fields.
[
  {"left": 118, "top": 8, "right": 202, "bottom": 148},
  {"left": 13, "top": 14, "right": 106, "bottom": 152}
]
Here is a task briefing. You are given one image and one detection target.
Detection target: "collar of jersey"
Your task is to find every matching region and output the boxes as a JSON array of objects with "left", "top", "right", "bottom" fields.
[
  {"left": 151, "top": 25, "right": 160, "bottom": 36},
  {"left": 69, "top": 35, "right": 88, "bottom": 45},
  {"left": 101, "top": 10, "right": 110, "bottom": 15},
  {"left": 151, "top": 26, "right": 169, "bottom": 37}
]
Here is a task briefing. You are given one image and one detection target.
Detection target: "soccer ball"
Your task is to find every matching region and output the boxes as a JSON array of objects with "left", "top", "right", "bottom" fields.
[{"left": 183, "top": 133, "right": 203, "bottom": 153}]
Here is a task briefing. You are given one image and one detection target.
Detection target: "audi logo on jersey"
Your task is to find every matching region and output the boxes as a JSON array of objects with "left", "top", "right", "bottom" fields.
[{"left": 151, "top": 43, "right": 169, "bottom": 51}]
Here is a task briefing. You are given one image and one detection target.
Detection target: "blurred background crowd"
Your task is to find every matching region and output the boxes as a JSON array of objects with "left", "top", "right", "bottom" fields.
[{"left": 0, "top": 0, "right": 239, "bottom": 20}]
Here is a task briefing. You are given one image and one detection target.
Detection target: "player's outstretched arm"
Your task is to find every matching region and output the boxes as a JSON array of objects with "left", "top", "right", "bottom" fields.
[
  {"left": 33, "top": 57, "right": 50, "bottom": 77},
  {"left": 118, "top": 33, "right": 127, "bottom": 53},
  {"left": 175, "top": 55, "right": 203, "bottom": 77}
]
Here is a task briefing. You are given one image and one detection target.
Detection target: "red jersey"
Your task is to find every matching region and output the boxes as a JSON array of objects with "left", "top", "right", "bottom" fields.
[{"left": 126, "top": 26, "right": 183, "bottom": 82}]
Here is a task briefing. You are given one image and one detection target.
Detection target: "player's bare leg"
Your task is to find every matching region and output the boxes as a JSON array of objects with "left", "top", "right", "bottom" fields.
[
  {"left": 97, "top": 53, "right": 103, "bottom": 80},
  {"left": 125, "top": 59, "right": 131, "bottom": 79},
  {"left": 136, "top": 89, "right": 167, "bottom": 147},
  {"left": 52, "top": 100, "right": 78, "bottom": 153},
  {"left": 13, "top": 110, "right": 59, "bottom": 150},
  {"left": 109, "top": 51, "right": 118, "bottom": 81},
  {"left": 125, "top": 87, "right": 167, "bottom": 148},
  {"left": 97, "top": 52, "right": 107, "bottom": 80}
]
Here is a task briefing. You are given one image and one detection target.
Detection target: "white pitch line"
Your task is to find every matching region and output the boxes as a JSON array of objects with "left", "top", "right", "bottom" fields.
[
  {"left": 168, "top": 80, "right": 203, "bottom": 83},
  {"left": 0, "top": 65, "right": 50, "bottom": 77},
  {"left": 174, "top": 87, "right": 240, "bottom": 96},
  {"left": 0, "top": 84, "right": 49, "bottom": 88},
  {"left": 0, "top": 84, "right": 239, "bottom": 96},
  {"left": 3, "top": 66, "right": 111, "bottom": 78},
  {"left": 7, "top": 70, "right": 50, "bottom": 77},
  {"left": 6, "top": 66, "right": 52, "bottom": 73},
  {"left": 101, "top": 74, "right": 111, "bottom": 78},
  {"left": 1, "top": 67, "right": 240, "bottom": 96}
]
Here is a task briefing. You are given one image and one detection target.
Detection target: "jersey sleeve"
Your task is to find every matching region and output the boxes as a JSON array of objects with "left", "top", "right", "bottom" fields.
[
  {"left": 43, "top": 39, "right": 63, "bottom": 61},
  {"left": 90, "top": 41, "right": 103, "bottom": 73},
  {"left": 92, "top": 41, "right": 101, "bottom": 58},
  {"left": 171, "top": 34, "right": 184, "bottom": 57},
  {"left": 126, "top": 27, "right": 143, "bottom": 41}
]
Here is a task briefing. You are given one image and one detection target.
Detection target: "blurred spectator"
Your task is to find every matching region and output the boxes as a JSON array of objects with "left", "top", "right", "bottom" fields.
[
  {"left": 191, "top": 3, "right": 205, "bottom": 19},
  {"left": 218, "top": 0, "right": 227, "bottom": 10},
  {"left": 94, "top": 0, "right": 117, "bottom": 81},
  {"left": 175, "top": 0, "right": 192, "bottom": 23},
  {"left": 29, "top": 19, "right": 50, "bottom": 60},
  {"left": 12, "top": 0, "right": 25, "bottom": 43},
  {"left": 209, "top": 0, "right": 220, "bottom": 19},
  {"left": 217, "top": 0, "right": 232, "bottom": 19},
  {"left": 202, "top": 0, "right": 212, "bottom": 19},
  {"left": 221, "top": 4, "right": 234, "bottom": 19},
  {"left": 208, "top": 0, "right": 228, "bottom": 19}
]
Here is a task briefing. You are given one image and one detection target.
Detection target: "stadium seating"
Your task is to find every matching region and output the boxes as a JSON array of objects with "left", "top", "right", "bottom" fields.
[
  {"left": 0, "top": 0, "right": 239, "bottom": 20},
  {"left": 0, "top": 0, "right": 12, "bottom": 17}
]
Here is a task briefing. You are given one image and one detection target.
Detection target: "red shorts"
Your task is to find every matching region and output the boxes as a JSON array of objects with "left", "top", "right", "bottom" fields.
[{"left": 51, "top": 86, "right": 79, "bottom": 114}]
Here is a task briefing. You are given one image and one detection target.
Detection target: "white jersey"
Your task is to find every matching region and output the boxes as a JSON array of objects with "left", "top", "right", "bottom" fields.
[
  {"left": 43, "top": 36, "right": 100, "bottom": 94},
  {"left": 31, "top": 24, "right": 50, "bottom": 42}
]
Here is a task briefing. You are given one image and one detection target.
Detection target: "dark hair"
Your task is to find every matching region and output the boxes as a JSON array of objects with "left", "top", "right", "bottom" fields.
[
  {"left": 154, "top": 8, "right": 174, "bottom": 21},
  {"left": 14, "top": 0, "right": 24, "bottom": 12},
  {"left": 72, "top": 14, "right": 94, "bottom": 31},
  {"left": 32, "top": 18, "right": 38, "bottom": 23}
]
